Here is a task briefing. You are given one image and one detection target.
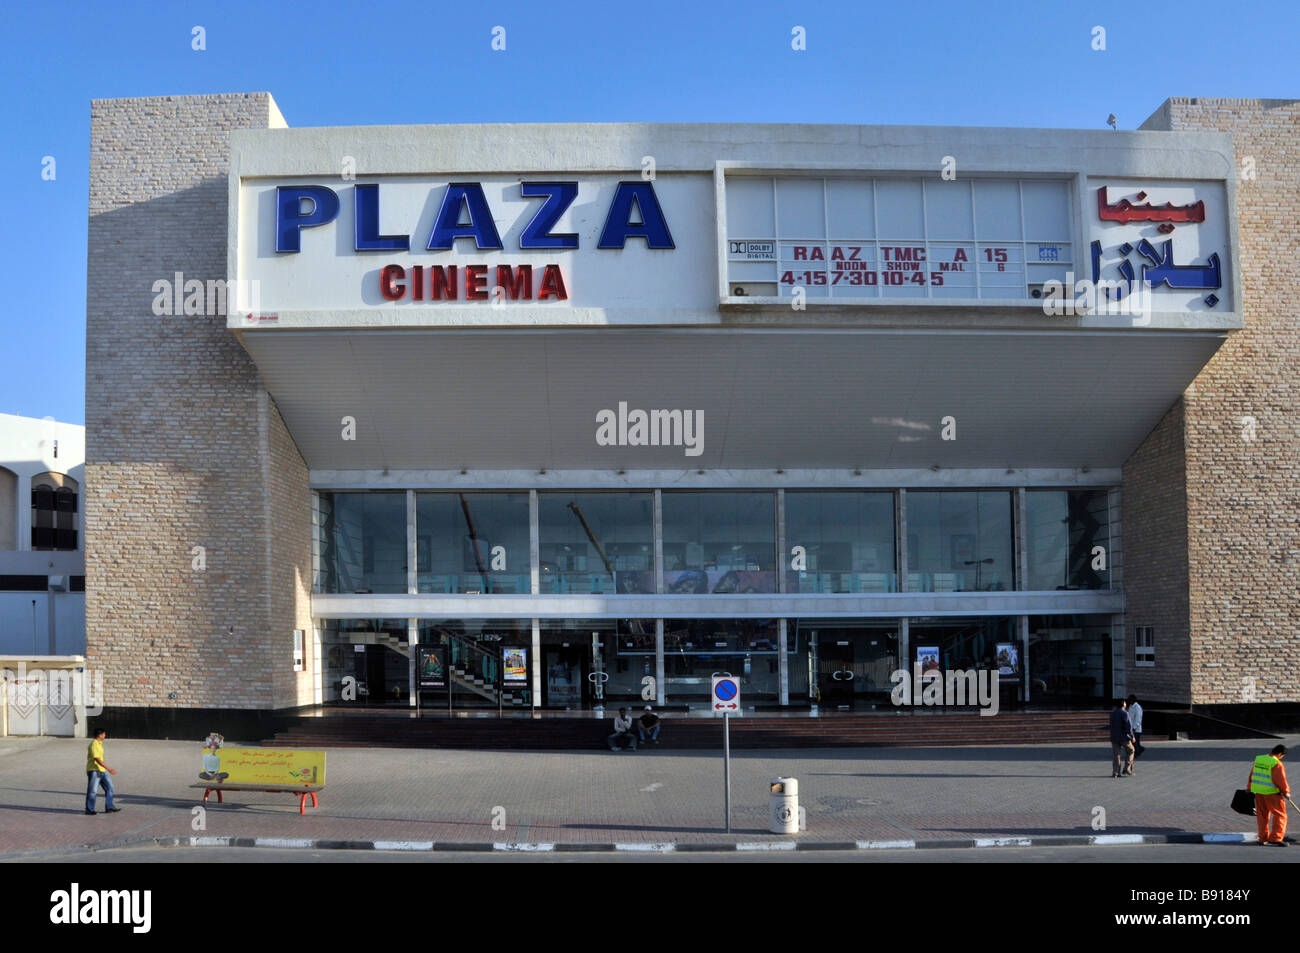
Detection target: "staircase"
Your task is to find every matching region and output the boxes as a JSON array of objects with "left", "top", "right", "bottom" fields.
[{"left": 263, "top": 709, "right": 1109, "bottom": 750}]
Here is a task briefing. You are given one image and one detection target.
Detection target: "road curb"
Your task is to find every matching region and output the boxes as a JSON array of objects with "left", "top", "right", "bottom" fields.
[{"left": 37, "top": 830, "right": 1260, "bottom": 855}]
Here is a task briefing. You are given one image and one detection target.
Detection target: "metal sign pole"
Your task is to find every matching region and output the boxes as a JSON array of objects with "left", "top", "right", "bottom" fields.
[{"left": 724, "top": 712, "right": 731, "bottom": 834}]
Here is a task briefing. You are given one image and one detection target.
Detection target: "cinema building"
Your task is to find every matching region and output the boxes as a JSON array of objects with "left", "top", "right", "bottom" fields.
[{"left": 84, "top": 94, "right": 1299, "bottom": 729}]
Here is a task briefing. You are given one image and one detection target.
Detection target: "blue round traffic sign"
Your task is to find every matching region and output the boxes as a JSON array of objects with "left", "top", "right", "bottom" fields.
[{"left": 715, "top": 679, "right": 737, "bottom": 701}]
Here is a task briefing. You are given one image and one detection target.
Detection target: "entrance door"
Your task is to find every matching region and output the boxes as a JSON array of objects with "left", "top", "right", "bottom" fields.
[
  {"left": 543, "top": 645, "right": 585, "bottom": 709},
  {"left": 818, "top": 637, "right": 856, "bottom": 710}
]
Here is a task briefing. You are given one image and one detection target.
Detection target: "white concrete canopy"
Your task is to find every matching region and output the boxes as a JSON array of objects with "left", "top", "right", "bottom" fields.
[{"left": 240, "top": 326, "right": 1223, "bottom": 471}]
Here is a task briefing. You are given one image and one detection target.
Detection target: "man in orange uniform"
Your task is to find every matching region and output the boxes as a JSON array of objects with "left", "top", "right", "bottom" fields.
[{"left": 1247, "top": 744, "right": 1289, "bottom": 846}]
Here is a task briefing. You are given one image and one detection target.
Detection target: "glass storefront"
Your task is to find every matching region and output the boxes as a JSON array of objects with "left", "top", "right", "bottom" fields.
[
  {"left": 904, "top": 613, "right": 1013, "bottom": 670},
  {"left": 313, "top": 484, "right": 1117, "bottom": 710},
  {"left": 785, "top": 491, "right": 896, "bottom": 593},
  {"left": 319, "top": 492, "right": 407, "bottom": 593},
  {"left": 538, "top": 492, "right": 654, "bottom": 594},
  {"left": 661, "top": 492, "right": 777, "bottom": 593},
  {"left": 1024, "top": 490, "right": 1111, "bottom": 590},
  {"left": 321, "top": 618, "right": 410, "bottom": 704},
  {"left": 787, "top": 618, "right": 899, "bottom": 708},
  {"left": 539, "top": 619, "right": 655, "bottom": 709},
  {"left": 1027, "top": 614, "right": 1113, "bottom": 701},
  {"left": 417, "top": 618, "right": 533, "bottom": 708},
  {"left": 416, "top": 493, "right": 530, "bottom": 594},
  {"left": 664, "top": 618, "right": 780, "bottom": 708},
  {"left": 907, "top": 491, "right": 1013, "bottom": 592}
]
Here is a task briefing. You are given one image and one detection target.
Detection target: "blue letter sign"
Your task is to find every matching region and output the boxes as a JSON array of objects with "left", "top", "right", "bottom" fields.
[{"left": 598, "top": 182, "right": 675, "bottom": 249}]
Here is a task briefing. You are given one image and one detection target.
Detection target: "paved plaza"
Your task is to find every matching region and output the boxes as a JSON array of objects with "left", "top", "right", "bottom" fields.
[{"left": 1, "top": 735, "right": 1295, "bottom": 857}]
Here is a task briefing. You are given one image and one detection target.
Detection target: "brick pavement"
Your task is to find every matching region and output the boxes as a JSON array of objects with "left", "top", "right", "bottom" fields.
[{"left": 0, "top": 736, "right": 1291, "bottom": 855}]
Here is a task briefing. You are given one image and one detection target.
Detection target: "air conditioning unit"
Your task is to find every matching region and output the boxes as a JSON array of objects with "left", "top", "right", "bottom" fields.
[{"left": 729, "top": 281, "right": 778, "bottom": 298}]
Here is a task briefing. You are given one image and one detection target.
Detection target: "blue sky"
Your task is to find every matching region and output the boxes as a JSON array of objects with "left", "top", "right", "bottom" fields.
[{"left": 1, "top": 0, "right": 1296, "bottom": 425}]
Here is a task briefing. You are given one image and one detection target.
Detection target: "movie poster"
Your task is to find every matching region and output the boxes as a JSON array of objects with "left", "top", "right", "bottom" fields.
[{"left": 503, "top": 647, "right": 528, "bottom": 684}]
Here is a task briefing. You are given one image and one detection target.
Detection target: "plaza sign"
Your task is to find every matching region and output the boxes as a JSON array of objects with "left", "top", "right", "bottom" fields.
[{"left": 261, "top": 179, "right": 675, "bottom": 308}]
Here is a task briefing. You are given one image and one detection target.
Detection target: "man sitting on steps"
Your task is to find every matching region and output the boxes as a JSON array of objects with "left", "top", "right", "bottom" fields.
[{"left": 607, "top": 708, "right": 638, "bottom": 751}]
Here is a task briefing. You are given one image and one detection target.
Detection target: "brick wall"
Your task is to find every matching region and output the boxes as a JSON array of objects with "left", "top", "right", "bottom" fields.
[
  {"left": 85, "top": 94, "right": 311, "bottom": 710},
  {"left": 1121, "top": 400, "right": 1191, "bottom": 704},
  {"left": 1136, "top": 98, "right": 1300, "bottom": 705}
]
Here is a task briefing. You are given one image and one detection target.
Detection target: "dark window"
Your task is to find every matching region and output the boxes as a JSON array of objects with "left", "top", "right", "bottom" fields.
[
  {"left": 0, "top": 575, "right": 49, "bottom": 591},
  {"left": 32, "top": 482, "right": 77, "bottom": 551},
  {"left": 70, "top": 576, "right": 86, "bottom": 592}
]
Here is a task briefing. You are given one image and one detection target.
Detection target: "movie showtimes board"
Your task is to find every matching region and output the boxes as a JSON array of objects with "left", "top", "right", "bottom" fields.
[{"left": 724, "top": 175, "right": 1074, "bottom": 301}]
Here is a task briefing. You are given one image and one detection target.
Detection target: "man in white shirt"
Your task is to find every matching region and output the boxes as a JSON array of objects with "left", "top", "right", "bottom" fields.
[
  {"left": 607, "top": 708, "right": 638, "bottom": 751},
  {"left": 1127, "top": 694, "right": 1145, "bottom": 759}
]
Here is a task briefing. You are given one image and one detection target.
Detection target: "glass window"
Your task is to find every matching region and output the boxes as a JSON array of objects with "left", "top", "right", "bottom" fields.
[
  {"left": 664, "top": 618, "right": 779, "bottom": 707},
  {"left": 419, "top": 619, "right": 534, "bottom": 708},
  {"left": 784, "top": 492, "right": 895, "bottom": 593},
  {"left": 908, "top": 616, "right": 1018, "bottom": 682},
  {"left": 540, "top": 619, "right": 655, "bottom": 709},
  {"left": 538, "top": 492, "right": 654, "bottom": 594},
  {"left": 906, "top": 491, "right": 1013, "bottom": 592},
  {"left": 319, "top": 492, "right": 407, "bottom": 594},
  {"left": 1028, "top": 614, "right": 1114, "bottom": 700},
  {"left": 1025, "top": 490, "right": 1111, "bottom": 590},
  {"left": 31, "top": 473, "right": 77, "bottom": 551},
  {"left": 416, "top": 493, "right": 529, "bottom": 594},
  {"left": 661, "top": 492, "right": 776, "bottom": 593},
  {"left": 320, "top": 618, "right": 410, "bottom": 704},
  {"left": 787, "top": 619, "right": 900, "bottom": 709}
]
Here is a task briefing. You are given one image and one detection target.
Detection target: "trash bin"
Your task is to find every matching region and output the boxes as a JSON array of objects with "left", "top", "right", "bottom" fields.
[{"left": 769, "top": 777, "right": 799, "bottom": 834}]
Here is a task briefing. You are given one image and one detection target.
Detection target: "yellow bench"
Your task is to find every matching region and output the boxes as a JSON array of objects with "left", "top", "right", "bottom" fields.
[{"left": 189, "top": 747, "right": 326, "bottom": 815}]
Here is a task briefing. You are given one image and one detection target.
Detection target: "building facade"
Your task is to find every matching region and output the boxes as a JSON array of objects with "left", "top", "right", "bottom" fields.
[
  {"left": 83, "top": 93, "right": 1295, "bottom": 726},
  {"left": 0, "top": 413, "right": 85, "bottom": 656}
]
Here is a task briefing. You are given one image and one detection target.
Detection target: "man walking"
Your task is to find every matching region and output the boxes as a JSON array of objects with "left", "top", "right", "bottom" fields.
[
  {"left": 1127, "top": 694, "right": 1145, "bottom": 759},
  {"left": 85, "top": 728, "right": 120, "bottom": 815},
  {"left": 1108, "top": 698, "right": 1135, "bottom": 778},
  {"left": 1248, "top": 744, "right": 1289, "bottom": 846}
]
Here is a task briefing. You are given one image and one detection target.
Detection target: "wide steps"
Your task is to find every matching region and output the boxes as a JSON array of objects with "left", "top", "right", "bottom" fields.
[{"left": 262, "top": 711, "right": 1109, "bottom": 750}]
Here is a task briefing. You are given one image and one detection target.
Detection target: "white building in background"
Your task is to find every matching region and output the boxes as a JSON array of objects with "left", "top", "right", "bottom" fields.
[{"left": 0, "top": 413, "right": 85, "bottom": 655}]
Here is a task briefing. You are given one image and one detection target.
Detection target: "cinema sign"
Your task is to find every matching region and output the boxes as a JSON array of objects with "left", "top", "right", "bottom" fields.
[{"left": 266, "top": 179, "right": 675, "bottom": 305}]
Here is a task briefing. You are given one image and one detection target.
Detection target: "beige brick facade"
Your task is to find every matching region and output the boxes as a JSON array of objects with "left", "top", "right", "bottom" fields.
[
  {"left": 83, "top": 93, "right": 1294, "bottom": 716},
  {"left": 85, "top": 94, "right": 312, "bottom": 711},
  {"left": 1131, "top": 98, "right": 1300, "bottom": 705}
]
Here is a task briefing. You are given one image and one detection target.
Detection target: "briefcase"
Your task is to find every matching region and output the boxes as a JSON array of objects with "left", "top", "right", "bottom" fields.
[{"left": 1231, "top": 788, "right": 1256, "bottom": 816}]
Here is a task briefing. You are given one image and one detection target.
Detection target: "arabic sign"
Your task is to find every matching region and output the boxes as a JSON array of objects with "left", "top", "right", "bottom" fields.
[
  {"left": 199, "top": 747, "right": 326, "bottom": 786},
  {"left": 724, "top": 175, "right": 1074, "bottom": 301},
  {"left": 1088, "top": 179, "right": 1229, "bottom": 312}
]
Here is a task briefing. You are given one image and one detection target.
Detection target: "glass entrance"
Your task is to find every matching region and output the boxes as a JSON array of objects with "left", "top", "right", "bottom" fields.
[
  {"left": 540, "top": 620, "right": 654, "bottom": 709},
  {"left": 789, "top": 619, "right": 899, "bottom": 709}
]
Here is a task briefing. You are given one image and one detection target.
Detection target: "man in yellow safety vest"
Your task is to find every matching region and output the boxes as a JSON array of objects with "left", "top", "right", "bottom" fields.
[{"left": 1247, "top": 744, "right": 1290, "bottom": 846}]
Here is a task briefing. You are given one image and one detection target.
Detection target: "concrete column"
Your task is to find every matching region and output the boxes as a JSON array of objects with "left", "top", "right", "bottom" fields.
[
  {"left": 899, "top": 617, "right": 910, "bottom": 688},
  {"left": 776, "top": 489, "right": 786, "bottom": 594},
  {"left": 16, "top": 474, "right": 30, "bottom": 552},
  {"left": 1019, "top": 615, "right": 1030, "bottom": 705},
  {"left": 408, "top": 618, "right": 418, "bottom": 707},
  {"left": 529, "top": 490, "right": 539, "bottom": 595},
  {"left": 653, "top": 490, "right": 663, "bottom": 594},
  {"left": 778, "top": 617, "right": 789, "bottom": 706},
  {"left": 406, "top": 490, "right": 417, "bottom": 593},
  {"left": 532, "top": 618, "right": 541, "bottom": 709},
  {"left": 1014, "top": 488, "right": 1027, "bottom": 590},
  {"left": 655, "top": 618, "right": 665, "bottom": 706},
  {"left": 897, "top": 489, "right": 908, "bottom": 593}
]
